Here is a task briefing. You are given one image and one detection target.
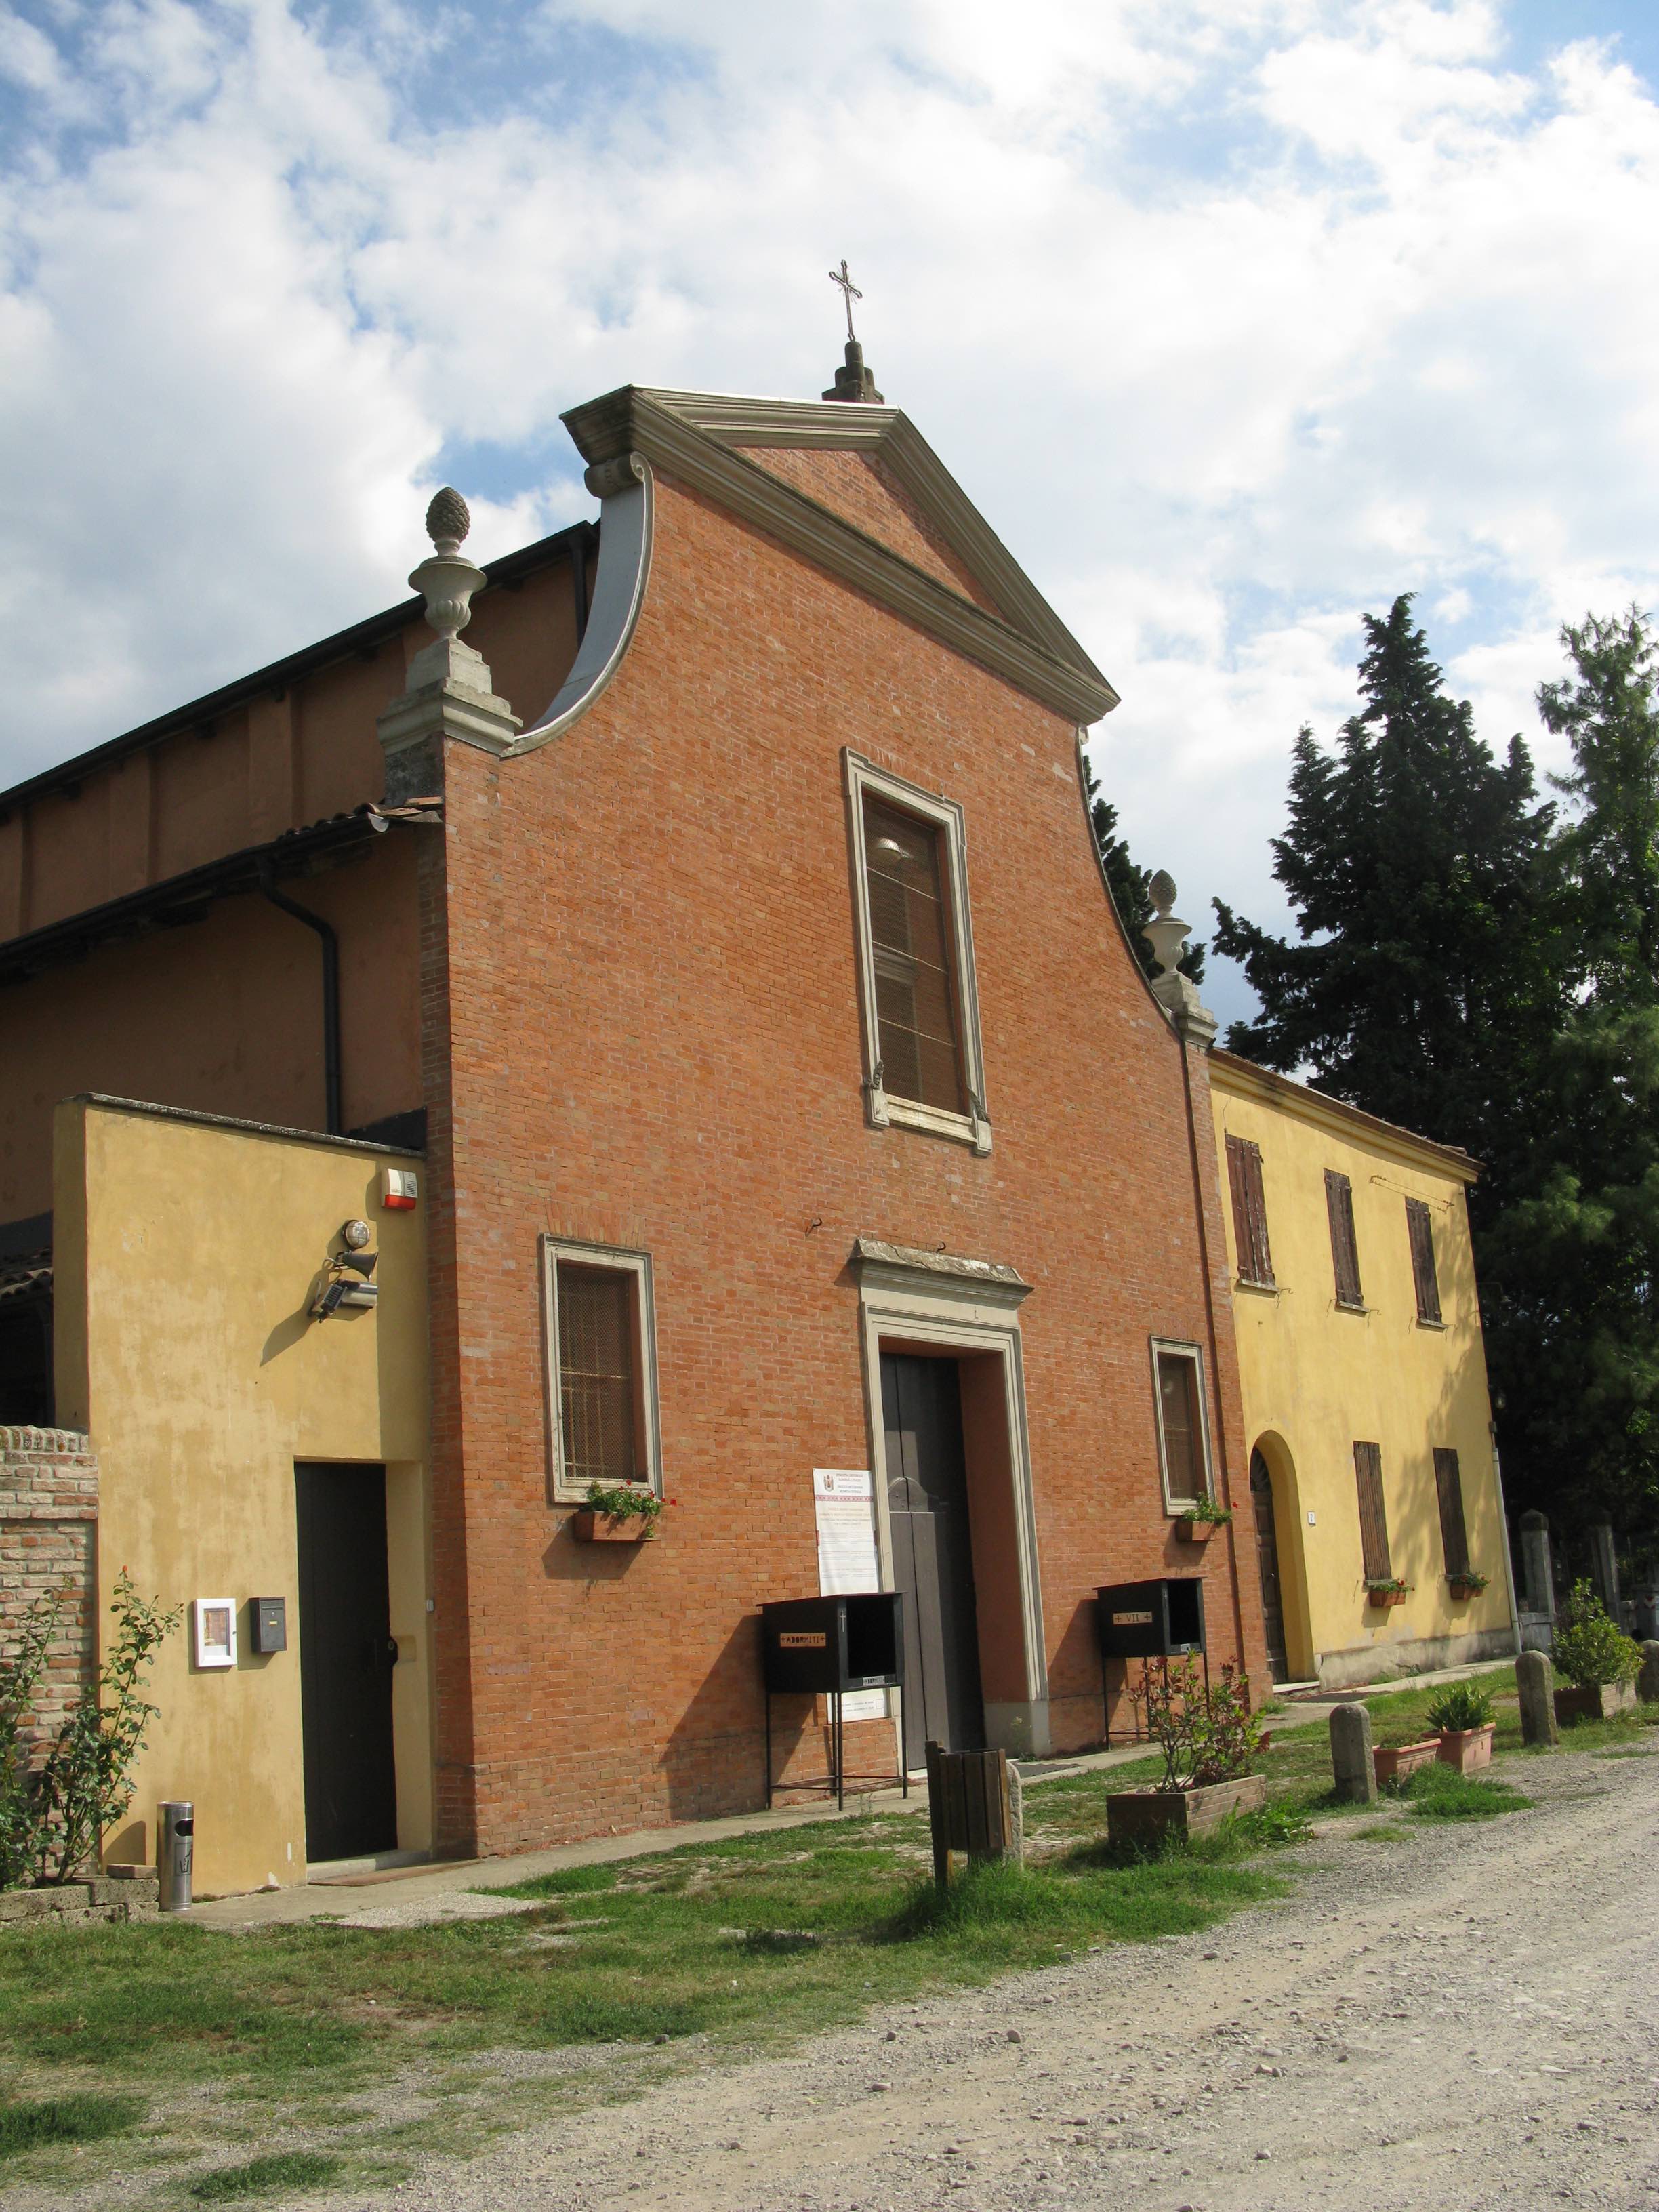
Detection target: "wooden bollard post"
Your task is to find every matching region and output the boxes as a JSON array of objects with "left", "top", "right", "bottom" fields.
[{"left": 925, "top": 1742, "right": 1023, "bottom": 1894}]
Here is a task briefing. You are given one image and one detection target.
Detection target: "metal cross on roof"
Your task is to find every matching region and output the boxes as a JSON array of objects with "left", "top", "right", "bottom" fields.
[{"left": 828, "top": 258, "right": 862, "bottom": 344}]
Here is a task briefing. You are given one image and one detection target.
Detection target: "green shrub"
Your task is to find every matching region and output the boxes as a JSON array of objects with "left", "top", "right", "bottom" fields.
[
  {"left": 0, "top": 2093, "right": 145, "bottom": 2158},
  {"left": 188, "top": 2151, "right": 342, "bottom": 2201},
  {"left": 1425, "top": 1681, "right": 1496, "bottom": 1732},
  {"left": 1552, "top": 1580, "right": 1641, "bottom": 1689},
  {"left": 1400, "top": 1765, "right": 1530, "bottom": 1820}
]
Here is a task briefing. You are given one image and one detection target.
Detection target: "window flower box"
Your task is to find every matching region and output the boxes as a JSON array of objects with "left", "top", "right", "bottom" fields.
[
  {"left": 1447, "top": 1573, "right": 1488, "bottom": 1601},
  {"left": 571, "top": 1482, "right": 666, "bottom": 1544},
  {"left": 1435, "top": 1723, "right": 1496, "bottom": 1774},
  {"left": 572, "top": 1511, "right": 655, "bottom": 1544},
  {"left": 1372, "top": 1738, "right": 1440, "bottom": 1786},
  {"left": 1365, "top": 1579, "right": 1410, "bottom": 1608}
]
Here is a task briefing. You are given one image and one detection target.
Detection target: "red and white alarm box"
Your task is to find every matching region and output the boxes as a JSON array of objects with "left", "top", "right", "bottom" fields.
[{"left": 380, "top": 1165, "right": 419, "bottom": 1210}]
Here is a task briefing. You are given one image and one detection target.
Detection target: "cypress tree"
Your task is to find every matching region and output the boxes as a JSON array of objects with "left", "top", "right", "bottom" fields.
[
  {"left": 1483, "top": 611, "right": 1659, "bottom": 1534},
  {"left": 1211, "top": 595, "right": 1561, "bottom": 1170}
]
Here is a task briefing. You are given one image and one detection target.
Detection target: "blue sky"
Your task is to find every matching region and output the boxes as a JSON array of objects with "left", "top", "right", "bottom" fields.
[{"left": 3, "top": 0, "right": 1658, "bottom": 1030}]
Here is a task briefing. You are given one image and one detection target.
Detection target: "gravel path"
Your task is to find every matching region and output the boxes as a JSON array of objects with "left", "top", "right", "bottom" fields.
[{"left": 380, "top": 1741, "right": 1659, "bottom": 2212}]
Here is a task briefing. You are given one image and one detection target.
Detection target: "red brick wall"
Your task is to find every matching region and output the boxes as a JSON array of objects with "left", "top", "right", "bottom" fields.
[
  {"left": 0, "top": 1427, "right": 97, "bottom": 1760},
  {"left": 420, "top": 464, "right": 1267, "bottom": 1854}
]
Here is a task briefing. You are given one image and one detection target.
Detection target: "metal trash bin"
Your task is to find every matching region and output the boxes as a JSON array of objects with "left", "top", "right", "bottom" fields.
[{"left": 157, "top": 1801, "right": 194, "bottom": 1912}]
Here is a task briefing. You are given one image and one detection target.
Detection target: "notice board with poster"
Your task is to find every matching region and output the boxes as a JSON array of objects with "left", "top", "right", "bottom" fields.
[{"left": 813, "top": 1469, "right": 886, "bottom": 1718}]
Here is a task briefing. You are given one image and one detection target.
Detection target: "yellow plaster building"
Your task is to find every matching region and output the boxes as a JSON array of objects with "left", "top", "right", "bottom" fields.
[
  {"left": 52, "top": 1096, "right": 433, "bottom": 1898},
  {"left": 1208, "top": 1051, "right": 1517, "bottom": 1689}
]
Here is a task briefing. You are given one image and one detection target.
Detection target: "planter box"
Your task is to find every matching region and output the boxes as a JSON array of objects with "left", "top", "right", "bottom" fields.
[
  {"left": 1373, "top": 1738, "right": 1441, "bottom": 1786},
  {"left": 1554, "top": 1679, "right": 1637, "bottom": 1727},
  {"left": 1174, "top": 1519, "right": 1223, "bottom": 1544},
  {"left": 1436, "top": 1723, "right": 1496, "bottom": 1774},
  {"left": 1106, "top": 1772, "right": 1266, "bottom": 1849},
  {"left": 571, "top": 1511, "right": 655, "bottom": 1544},
  {"left": 1366, "top": 1589, "right": 1408, "bottom": 1609},
  {"left": 1447, "top": 1579, "right": 1486, "bottom": 1602}
]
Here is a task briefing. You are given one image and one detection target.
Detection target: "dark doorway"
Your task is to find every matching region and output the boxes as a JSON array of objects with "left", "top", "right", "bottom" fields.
[
  {"left": 295, "top": 1461, "right": 398, "bottom": 1862},
  {"left": 882, "top": 1353, "right": 985, "bottom": 1768},
  {"left": 1250, "top": 1448, "right": 1290, "bottom": 1683}
]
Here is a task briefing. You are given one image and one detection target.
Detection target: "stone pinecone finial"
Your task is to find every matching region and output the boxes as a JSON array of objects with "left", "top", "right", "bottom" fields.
[
  {"left": 425, "top": 487, "right": 471, "bottom": 554},
  {"left": 1148, "top": 869, "right": 1178, "bottom": 918}
]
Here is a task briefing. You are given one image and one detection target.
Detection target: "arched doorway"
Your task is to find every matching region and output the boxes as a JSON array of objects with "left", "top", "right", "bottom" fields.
[{"left": 1250, "top": 1448, "right": 1290, "bottom": 1683}]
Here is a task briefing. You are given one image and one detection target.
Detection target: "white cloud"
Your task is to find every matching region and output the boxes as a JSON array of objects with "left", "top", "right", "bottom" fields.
[{"left": 1, "top": 0, "right": 1656, "bottom": 1033}]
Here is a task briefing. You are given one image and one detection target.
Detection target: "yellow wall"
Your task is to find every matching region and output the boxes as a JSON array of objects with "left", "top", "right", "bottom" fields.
[
  {"left": 53, "top": 1098, "right": 431, "bottom": 1896},
  {"left": 1209, "top": 1057, "right": 1513, "bottom": 1687}
]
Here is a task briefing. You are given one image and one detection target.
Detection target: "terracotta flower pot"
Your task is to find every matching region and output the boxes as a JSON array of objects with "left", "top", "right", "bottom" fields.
[
  {"left": 1106, "top": 1772, "right": 1266, "bottom": 1849},
  {"left": 1176, "top": 1518, "right": 1217, "bottom": 1544},
  {"left": 1373, "top": 1738, "right": 1441, "bottom": 1786},
  {"left": 1554, "top": 1679, "right": 1637, "bottom": 1726},
  {"left": 1367, "top": 1588, "right": 1408, "bottom": 1608},
  {"left": 1435, "top": 1722, "right": 1495, "bottom": 1774},
  {"left": 1448, "top": 1578, "right": 1483, "bottom": 1602},
  {"left": 572, "top": 1511, "right": 655, "bottom": 1544}
]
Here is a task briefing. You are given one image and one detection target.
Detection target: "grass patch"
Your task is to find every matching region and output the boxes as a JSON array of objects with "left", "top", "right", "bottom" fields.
[
  {"left": 1393, "top": 1764, "right": 1532, "bottom": 1820},
  {"left": 188, "top": 2150, "right": 344, "bottom": 2200},
  {"left": 0, "top": 2090, "right": 146, "bottom": 2157}
]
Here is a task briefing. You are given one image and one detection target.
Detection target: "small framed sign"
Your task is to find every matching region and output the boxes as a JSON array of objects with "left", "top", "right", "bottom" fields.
[{"left": 193, "top": 1599, "right": 237, "bottom": 1670}]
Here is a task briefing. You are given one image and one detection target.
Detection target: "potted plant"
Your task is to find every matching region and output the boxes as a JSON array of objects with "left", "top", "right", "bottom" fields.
[
  {"left": 1365, "top": 1576, "right": 1410, "bottom": 1608},
  {"left": 1105, "top": 1659, "right": 1267, "bottom": 1847},
  {"left": 1447, "top": 1569, "right": 1489, "bottom": 1601},
  {"left": 1427, "top": 1680, "right": 1497, "bottom": 1773},
  {"left": 1551, "top": 1579, "right": 1641, "bottom": 1724},
  {"left": 1175, "top": 1497, "right": 1233, "bottom": 1545},
  {"left": 571, "top": 1482, "right": 667, "bottom": 1544}
]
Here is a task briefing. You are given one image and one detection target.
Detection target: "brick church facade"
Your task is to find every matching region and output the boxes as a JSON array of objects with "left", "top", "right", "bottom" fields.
[{"left": 0, "top": 360, "right": 1268, "bottom": 1879}]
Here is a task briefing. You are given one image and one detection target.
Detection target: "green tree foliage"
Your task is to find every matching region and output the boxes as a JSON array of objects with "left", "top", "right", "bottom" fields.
[
  {"left": 0, "top": 1571, "right": 180, "bottom": 1888},
  {"left": 1083, "top": 753, "right": 1204, "bottom": 982},
  {"left": 1211, "top": 595, "right": 1561, "bottom": 1166},
  {"left": 1481, "top": 612, "right": 1659, "bottom": 1532},
  {"left": 1214, "top": 596, "right": 1659, "bottom": 1541}
]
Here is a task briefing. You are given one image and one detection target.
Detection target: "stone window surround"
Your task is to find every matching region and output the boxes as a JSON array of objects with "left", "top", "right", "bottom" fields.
[
  {"left": 539, "top": 1237, "right": 664, "bottom": 1506},
  {"left": 1149, "top": 1336, "right": 1216, "bottom": 1517},
  {"left": 852, "top": 1237, "right": 1048, "bottom": 1759},
  {"left": 843, "top": 751, "right": 992, "bottom": 1156}
]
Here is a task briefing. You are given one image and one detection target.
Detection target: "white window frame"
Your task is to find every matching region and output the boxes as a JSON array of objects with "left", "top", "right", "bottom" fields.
[
  {"left": 540, "top": 1237, "right": 663, "bottom": 1506},
  {"left": 1149, "top": 1338, "right": 1214, "bottom": 1515},
  {"left": 844, "top": 750, "right": 992, "bottom": 1155}
]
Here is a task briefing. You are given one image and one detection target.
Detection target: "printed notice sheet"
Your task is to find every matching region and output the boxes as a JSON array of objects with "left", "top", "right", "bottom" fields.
[{"left": 813, "top": 1469, "right": 886, "bottom": 1719}]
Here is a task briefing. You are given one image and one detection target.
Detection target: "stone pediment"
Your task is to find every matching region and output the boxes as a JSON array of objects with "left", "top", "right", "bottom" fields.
[{"left": 560, "top": 385, "right": 1118, "bottom": 728}]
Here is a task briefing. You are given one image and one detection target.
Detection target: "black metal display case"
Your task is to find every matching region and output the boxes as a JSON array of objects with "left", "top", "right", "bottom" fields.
[
  {"left": 1095, "top": 1577, "right": 1209, "bottom": 1746},
  {"left": 758, "top": 1593, "right": 907, "bottom": 1807},
  {"left": 1095, "top": 1577, "right": 1206, "bottom": 1660}
]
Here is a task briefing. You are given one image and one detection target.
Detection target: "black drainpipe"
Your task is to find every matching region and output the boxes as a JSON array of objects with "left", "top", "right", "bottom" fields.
[{"left": 259, "top": 865, "right": 342, "bottom": 1135}]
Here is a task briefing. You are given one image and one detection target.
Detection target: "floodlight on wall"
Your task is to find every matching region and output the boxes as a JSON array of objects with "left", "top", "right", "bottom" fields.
[{"left": 310, "top": 1225, "right": 380, "bottom": 1319}]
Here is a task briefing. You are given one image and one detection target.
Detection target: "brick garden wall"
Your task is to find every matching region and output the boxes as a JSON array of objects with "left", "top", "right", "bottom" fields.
[{"left": 0, "top": 1427, "right": 98, "bottom": 1758}]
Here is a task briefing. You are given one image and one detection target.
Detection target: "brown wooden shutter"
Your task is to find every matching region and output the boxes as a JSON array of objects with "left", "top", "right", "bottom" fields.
[
  {"left": 1325, "top": 1170, "right": 1364, "bottom": 1308},
  {"left": 1353, "top": 1441, "right": 1391, "bottom": 1580},
  {"left": 1433, "top": 1448, "right": 1469, "bottom": 1578},
  {"left": 1226, "top": 1135, "right": 1275, "bottom": 1287},
  {"left": 1406, "top": 1198, "right": 1443, "bottom": 1324}
]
